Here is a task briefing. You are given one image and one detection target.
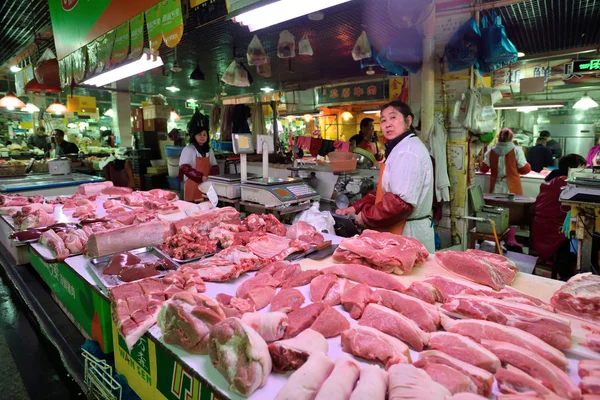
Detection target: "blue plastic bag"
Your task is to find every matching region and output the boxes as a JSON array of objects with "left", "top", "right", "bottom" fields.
[
  {"left": 383, "top": 27, "right": 423, "bottom": 74},
  {"left": 482, "top": 11, "right": 518, "bottom": 64},
  {"left": 445, "top": 17, "right": 482, "bottom": 72}
]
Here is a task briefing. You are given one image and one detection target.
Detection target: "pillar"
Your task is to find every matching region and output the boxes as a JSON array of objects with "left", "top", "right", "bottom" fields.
[
  {"left": 111, "top": 78, "right": 132, "bottom": 147},
  {"left": 420, "top": 5, "right": 436, "bottom": 146}
]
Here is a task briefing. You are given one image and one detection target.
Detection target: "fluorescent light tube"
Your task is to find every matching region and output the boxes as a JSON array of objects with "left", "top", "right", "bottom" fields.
[
  {"left": 233, "top": 0, "right": 352, "bottom": 32},
  {"left": 82, "top": 51, "right": 163, "bottom": 87}
]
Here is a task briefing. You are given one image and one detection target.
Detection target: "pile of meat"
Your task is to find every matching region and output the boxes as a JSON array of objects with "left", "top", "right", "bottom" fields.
[
  {"left": 122, "top": 189, "right": 178, "bottom": 207},
  {"left": 102, "top": 251, "right": 177, "bottom": 283},
  {"left": 333, "top": 230, "right": 429, "bottom": 275},
  {"left": 13, "top": 209, "right": 55, "bottom": 230}
]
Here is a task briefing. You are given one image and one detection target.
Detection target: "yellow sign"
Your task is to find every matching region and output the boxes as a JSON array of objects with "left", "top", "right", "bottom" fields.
[
  {"left": 389, "top": 78, "right": 408, "bottom": 102},
  {"left": 67, "top": 95, "right": 97, "bottom": 113}
]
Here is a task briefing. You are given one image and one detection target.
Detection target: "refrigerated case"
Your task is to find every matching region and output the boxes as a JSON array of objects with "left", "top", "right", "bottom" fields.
[{"left": 533, "top": 124, "right": 596, "bottom": 161}]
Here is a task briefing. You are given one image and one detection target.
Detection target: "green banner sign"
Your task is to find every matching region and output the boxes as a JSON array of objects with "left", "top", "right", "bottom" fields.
[
  {"left": 130, "top": 13, "right": 145, "bottom": 59},
  {"left": 160, "top": 0, "right": 184, "bottom": 48},
  {"left": 95, "top": 30, "right": 116, "bottom": 74},
  {"left": 145, "top": 3, "right": 163, "bottom": 51},
  {"left": 111, "top": 21, "right": 130, "bottom": 63},
  {"left": 317, "top": 80, "right": 387, "bottom": 106}
]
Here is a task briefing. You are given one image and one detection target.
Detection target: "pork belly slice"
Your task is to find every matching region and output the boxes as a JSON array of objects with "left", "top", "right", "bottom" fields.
[
  {"left": 268, "top": 329, "right": 328, "bottom": 373},
  {"left": 241, "top": 312, "right": 288, "bottom": 342},
  {"left": 284, "top": 302, "right": 325, "bottom": 339},
  {"left": 270, "top": 288, "right": 305, "bottom": 313},
  {"left": 551, "top": 273, "right": 600, "bottom": 322},
  {"left": 350, "top": 365, "right": 388, "bottom": 400},
  {"left": 341, "top": 325, "right": 411, "bottom": 369},
  {"left": 480, "top": 339, "right": 581, "bottom": 400},
  {"left": 342, "top": 283, "right": 380, "bottom": 319},
  {"left": 582, "top": 376, "right": 600, "bottom": 395},
  {"left": 495, "top": 365, "right": 561, "bottom": 398},
  {"left": 208, "top": 317, "right": 271, "bottom": 397},
  {"left": 420, "top": 363, "right": 477, "bottom": 395},
  {"left": 359, "top": 304, "right": 429, "bottom": 351},
  {"left": 376, "top": 288, "right": 440, "bottom": 332},
  {"left": 580, "top": 360, "right": 600, "bottom": 378},
  {"left": 274, "top": 352, "right": 334, "bottom": 400},
  {"left": 310, "top": 273, "right": 338, "bottom": 302},
  {"left": 310, "top": 306, "right": 350, "bottom": 338},
  {"left": 427, "top": 331, "right": 500, "bottom": 373},
  {"left": 322, "top": 264, "right": 405, "bottom": 292},
  {"left": 416, "top": 350, "right": 494, "bottom": 397},
  {"left": 388, "top": 363, "right": 451, "bottom": 400},
  {"left": 315, "top": 354, "right": 360, "bottom": 400},
  {"left": 441, "top": 314, "right": 568, "bottom": 369}
]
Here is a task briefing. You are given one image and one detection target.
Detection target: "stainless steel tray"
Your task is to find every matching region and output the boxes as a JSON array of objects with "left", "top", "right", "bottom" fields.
[
  {"left": 88, "top": 246, "right": 179, "bottom": 291},
  {"left": 169, "top": 251, "right": 217, "bottom": 264}
]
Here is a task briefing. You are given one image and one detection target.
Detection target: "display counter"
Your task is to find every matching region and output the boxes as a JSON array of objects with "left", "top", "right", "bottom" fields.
[
  {"left": 474, "top": 171, "right": 545, "bottom": 199},
  {"left": 0, "top": 173, "right": 104, "bottom": 196}
]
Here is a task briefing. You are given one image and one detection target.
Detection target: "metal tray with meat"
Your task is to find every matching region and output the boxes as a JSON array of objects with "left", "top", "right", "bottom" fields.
[
  {"left": 87, "top": 246, "right": 179, "bottom": 291},
  {"left": 169, "top": 250, "right": 219, "bottom": 264},
  {"left": 10, "top": 223, "right": 79, "bottom": 246}
]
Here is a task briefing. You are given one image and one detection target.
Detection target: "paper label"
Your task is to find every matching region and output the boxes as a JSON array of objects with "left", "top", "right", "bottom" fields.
[{"left": 206, "top": 185, "right": 218, "bottom": 208}]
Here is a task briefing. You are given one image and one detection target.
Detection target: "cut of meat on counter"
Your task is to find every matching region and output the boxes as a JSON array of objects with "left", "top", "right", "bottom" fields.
[
  {"left": 241, "top": 312, "right": 289, "bottom": 342},
  {"left": 244, "top": 286, "right": 276, "bottom": 310},
  {"left": 160, "top": 226, "right": 218, "bottom": 261},
  {"left": 40, "top": 228, "right": 89, "bottom": 261},
  {"left": 416, "top": 350, "right": 494, "bottom": 397},
  {"left": 284, "top": 302, "right": 325, "bottom": 339},
  {"left": 349, "top": 365, "right": 388, "bottom": 400},
  {"left": 441, "top": 294, "right": 572, "bottom": 349},
  {"left": 342, "top": 283, "right": 380, "bottom": 319},
  {"left": 270, "top": 288, "right": 305, "bottom": 313},
  {"left": 310, "top": 306, "right": 350, "bottom": 338},
  {"left": 427, "top": 332, "right": 500, "bottom": 373},
  {"left": 274, "top": 352, "right": 334, "bottom": 400},
  {"left": 375, "top": 289, "right": 441, "bottom": 333},
  {"left": 244, "top": 213, "right": 287, "bottom": 236},
  {"left": 419, "top": 363, "right": 478, "bottom": 395},
  {"left": 583, "top": 324, "right": 600, "bottom": 352},
  {"left": 40, "top": 229, "right": 70, "bottom": 261},
  {"left": 322, "top": 264, "right": 406, "bottom": 292},
  {"left": 215, "top": 293, "right": 255, "bottom": 318},
  {"left": 103, "top": 199, "right": 125, "bottom": 214},
  {"left": 246, "top": 234, "right": 312, "bottom": 261},
  {"left": 143, "top": 199, "right": 179, "bottom": 215},
  {"left": 268, "top": 328, "right": 328, "bottom": 373},
  {"left": 101, "top": 186, "right": 133, "bottom": 196},
  {"left": 209, "top": 223, "right": 253, "bottom": 249},
  {"left": 106, "top": 208, "right": 158, "bottom": 226},
  {"left": 580, "top": 376, "right": 600, "bottom": 395},
  {"left": 103, "top": 252, "right": 142, "bottom": 275},
  {"left": 551, "top": 273, "right": 600, "bottom": 322},
  {"left": 118, "top": 263, "right": 160, "bottom": 283},
  {"left": 256, "top": 261, "right": 302, "bottom": 286},
  {"left": 13, "top": 209, "right": 55, "bottom": 230},
  {"left": 162, "top": 269, "right": 206, "bottom": 295},
  {"left": 78, "top": 181, "right": 114, "bottom": 196},
  {"left": 314, "top": 354, "right": 360, "bottom": 400},
  {"left": 580, "top": 360, "right": 600, "bottom": 378},
  {"left": 286, "top": 221, "right": 324, "bottom": 245},
  {"left": 71, "top": 198, "right": 97, "bottom": 219},
  {"left": 435, "top": 249, "right": 518, "bottom": 290},
  {"left": 323, "top": 278, "right": 354, "bottom": 307},
  {"left": 236, "top": 274, "right": 279, "bottom": 299},
  {"left": 333, "top": 229, "right": 429, "bottom": 275},
  {"left": 0, "top": 202, "right": 55, "bottom": 217},
  {"left": 447, "top": 395, "right": 488, "bottom": 400},
  {"left": 441, "top": 315, "right": 568, "bottom": 369},
  {"left": 157, "top": 292, "right": 225, "bottom": 354},
  {"left": 282, "top": 269, "right": 323, "bottom": 288},
  {"left": 406, "top": 281, "right": 442, "bottom": 304},
  {"left": 341, "top": 325, "right": 411, "bottom": 369},
  {"left": 310, "top": 274, "right": 338, "bottom": 303},
  {"left": 387, "top": 363, "right": 451, "bottom": 400},
  {"left": 86, "top": 220, "right": 173, "bottom": 257},
  {"left": 173, "top": 207, "right": 240, "bottom": 233},
  {"left": 495, "top": 365, "right": 562, "bottom": 399},
  {"left": 0, "top": 194, "right": 31, "bottom": 207},
  {"left": 480, "top": 340, "right": 582, "bottom": 399},
  {"left": 208, "top": 317, "right": 272, "bottom": 397}
]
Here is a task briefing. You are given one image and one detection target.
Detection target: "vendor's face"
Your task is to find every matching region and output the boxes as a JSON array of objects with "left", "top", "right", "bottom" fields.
[
  {"left": 381, "top": 107, "right": 412, "bottom": 141},
  {"left": 363, "top": 122, "right": 375, "bottom": 139},
  {"left": 195, "top": 130, "right": 208, "bottom": 145},
  {"left": 37, "top": 129, "right": 46, "bottom": 137},
  {"left": 54, "top": 133, "right": 65, "bottom": 144}
]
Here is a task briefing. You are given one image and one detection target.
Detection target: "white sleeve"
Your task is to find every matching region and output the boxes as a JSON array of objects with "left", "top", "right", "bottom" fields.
[
  {"left": 387, "top": 152, "right": 425, "bottom": 207},
  {"left": 483, "top": 149, "right": 491, "bottom": 166},
  {"left": 179, "top": 146, "right": 196, "bottom": 167},
  {"left": 209, "top": 149, "right": 218, "bottom": 167},
  {"left": 515, "top": 146, "right": 528, "bottom": 168}
]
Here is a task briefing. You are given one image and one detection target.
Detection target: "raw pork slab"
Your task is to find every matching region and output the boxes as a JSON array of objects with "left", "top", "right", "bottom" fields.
[
  {"left": 580, "top": 360, "right": 600, "bottom": 378},
  {"left": 246, "top": 234, "right": 291, "bottom": 259},
  {"left": 428, "top": 331, "right": 500, "bottom": 373},
  {"left": 551, "top": 273, "right": 600, "bottom": 322},
  {"left": 268, "top": 329, "right": 328, "bottom": 373},
  {"left": 284, "top": 303, "right": 325, "bottom": 339},
  {"left": 421, "top": 363, "right": 477, "bottom": 395},
  {"left": 78, "top": 181, "right": 114, "bottom": 195},
  {"left": 349, "top": 365, "right": 388, "bottom": 400},
  {"left": 286, "top": 221, "right": 324, "bottom": 245},
  {"left": 406, "top": 281, "right": 441, "bottom": 304},
  {"left": 241, "top": 312, "right": 289, "bottom": 342},
  {"left": 388, "top": 364, "right": 451, "bottom": 400},
  {"left": 495, "top": 365, "right": 560, "bottom": 398},
  {"left": 314, "top": 354, "right": 360, "bottom": 400},
  {"left": 376, "top": 288, "right": 440, "bottom": 332},
  {"left": 271, "top": 288, "right": 305, "bottom": 313},
  {"left": 322, "top": 264, "right": 405, "bottom": 292},
  {"left": 341, "top": 325, "right": 411, "bottom": 369},
  {"left": 342, "top": 283, "right": 379, "bottom": 319},
  {"left": 86, "top": 220, "right": 173, "bottom": 257},
  {"left": 310, "top": 274, "right": 338, "bottom": 302},
  {"left": 310, "top": 307, "right": 350, "bottom": 338},
  {"left": 359, "top": 304, "right": 429, "bottom": 350}
]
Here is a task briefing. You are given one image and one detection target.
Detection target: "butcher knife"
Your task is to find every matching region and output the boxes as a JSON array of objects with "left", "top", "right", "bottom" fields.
[
  {"left": 307, "top": 244, "right": 338, "bottom": 260},
  {"left": 286, "top": 240, "right": 332, "bottom": 261}
]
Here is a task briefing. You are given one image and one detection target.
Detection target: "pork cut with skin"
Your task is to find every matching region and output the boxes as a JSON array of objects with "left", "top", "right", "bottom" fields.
[
  {"left": 310, "top": 306, "right": 350, "bottom": 338},
  {"left": 420, "top": 363, "right": 478, "bottom": 395},
  {"left": 14, "top": 209, "right": 55, "bottom": 230},
  {"left": 215, "top": 293, "right": 255, "bottom": 318},
  {"left": 314, "top": 354, "right": 360, "bottom": 400},
  {"left": 40, "top": 229, "right": 70, "bottom": 261},
  {"left": 375, "top": 288, "right": 440, "bottom": 332},
  {"left": 322, "top": 264, "right": 405, "bottom": 291},
  {"left": 350, "top": 365, "right": 388, "bottom": 400},
  {"left": 86, "top": 220, "right": 173, "bottom": 257},
  {"left": 243, "top": 286, "right": 276, "bottom": 310},
  {"left": 551, "top": 273, "right": 600, "bottom": 322},
  {"left": 78, "top": 181, "right": 114, "bottom": 196},
  {"left": 274, "top": 352, "right": 334, "bottom": 400},
  {"left": 268, "top": 329, "right": 329, "bottom": 373},
  {"left": 387, "top": 363, "right": 451, "bottom": 400},
  {"left": 241, "top": 312, "right": 288, "bottom": 342},
  {"left": 581, "top": 376, "right": 600, "bottom": 395},
  {"left": 427, "top": 331, "right": 500, "bottom": 373},
  {"left": 580, "top": 360, "right": 600, "bottom": 378},
  {"left": 341, "top": 325, "right": 411, "bottom": 369},
  {"left": 101, "top": 186, "right": 133, "bottom": 196},
  {"left": 270, "top": 288, "right": 305, "bottom": 313},
  {"left": 495, "top": 365, "right": 562, "bottom": 398}
]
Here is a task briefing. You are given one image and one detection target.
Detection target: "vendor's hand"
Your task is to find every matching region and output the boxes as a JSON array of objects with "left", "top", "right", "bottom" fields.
[
  {"left": 355, "top": 212, "right": 365, "bottom": 227},
  {"left": 336, "top": 206, "right": 356, "bottom": 216}
]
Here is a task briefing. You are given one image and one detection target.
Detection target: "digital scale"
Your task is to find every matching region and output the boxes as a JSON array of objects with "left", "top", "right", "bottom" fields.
[
  {"left": 560, "top": 168, "right": 600, "bottom": 204},
  {"left": 208, "top": 173, "right": 259, "bottom": 199},
  {"left": 232, "top": 133, "right": 320, "bottom": 207}
]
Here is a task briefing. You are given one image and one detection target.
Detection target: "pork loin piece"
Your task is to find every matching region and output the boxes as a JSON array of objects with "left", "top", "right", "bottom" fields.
[
  {"left": 270, "top": 288, "right": 305, "bottom": 313},
  {"left": 86, "top": 220, "right": 173, "bottom": 257},
  {"left": 428, "top": 331, "right": 500, "bottom": 373},
  {"left": 376, "top": 288, "right": 440, "bottom": 332},
  {"left": 310, "top": 274, "right": 338, "bottom": 302},
  {"left": 157, "top": 292, "right": 225, "bottom": 354},
  {"left": 342, "top": 283, "right": 380, "bottom": 319},
  {"left": 282, "top": 269, "right": 323, "bottom": 288},
  {"left": 359, "top": 304, "right": 429, "bottom": 351},
  {"left": 416, "top": 350, "right": 494, "bottom": 397},
  {"left": 284, "top": 302, "right": 325, "bottom": 339},
  {"left": 322, "top": 264, "right": 406, "bottom": 292},
  {"left": 310, "top": 306, "right": 350, "bottom": 338},
  {"left": 241, "top": 312, "right": 289, "bottom": 342},
  {"left": 323, "top": 278, "right": 354, "bottom": 306},
  {"left": 350, "top": 365, "right": 388, "bottom": 400},
  {"left": 441, "top": 294, "right": 572, "bottom": 349},
  {"left": 495, "top": 365, "right": 560, "bottom": 398},
  {"left": 268, "top": 329, "right": 328, "bottom": 373},
  {"left": 341, "top": 325, "right": 411, "bottom": 369},
  {"left": 271, "top": 263, "right": 302, "bottom": 285},
  {"left": 406, "top": 280, "right": 442, "bottom": 304},
  {"left": 420, "top": 363, "right": 478, "bottom": 395},
  {"left": 208, "top": 318, "right": 272, "bottom": 397},
  {"left": 581, "top": 376, "right": 600, "bottom": 395},
  {"left": 388, "top": 363, "right": 451, "bottom": 400},
  {"left": 580, "top": 360, "right": 600, "bottom": 378},
  {"left": 481, "top": 340, "right": 582, "bottom": 399},
  {"left": 274, "top": 352, "right": 334, "bottom": 400},
  {"left": 243, "top": 286, "right": 276, "bottom": 310},
  {"left": 236, "top": 274, "right": 279, "bottom": 298},
  {"left": 315, "top": 354, "right": 360, "bottom": 400},
  {"left": 551, "top": 273, "right": 600, "bottom": 322}
]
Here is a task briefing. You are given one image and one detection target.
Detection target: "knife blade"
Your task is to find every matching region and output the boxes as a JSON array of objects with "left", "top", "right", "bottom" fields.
[
  {"left": 286, "top": 240, "right": 332, "bottom": 261},
  {"left": 307, "top": 244, "right": 338, "bottom": 260}
]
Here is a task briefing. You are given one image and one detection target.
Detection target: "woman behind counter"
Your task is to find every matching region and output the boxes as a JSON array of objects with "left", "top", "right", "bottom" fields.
[
  {"left": 179, "top": 125, "right": 219, "bottom": 202},
  {"left": 480, "top": 128, "right": 531, "bottom": 195}
]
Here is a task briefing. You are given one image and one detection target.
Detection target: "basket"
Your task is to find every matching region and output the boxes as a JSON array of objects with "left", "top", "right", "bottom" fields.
[
  {"left": 165, "top": 146, "right": 184, "bottom": 158},
  {"left": 167, "top": 157, "right": 180, "bottom": 177},
  {"left": 327, "top": 151, "right": 358, "bottom": 172},
  {"left": 0, "top": 165, "right": 27, "bottom": 176}
]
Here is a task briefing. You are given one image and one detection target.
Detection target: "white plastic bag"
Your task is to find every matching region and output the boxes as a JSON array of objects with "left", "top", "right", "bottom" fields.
[
  {"left": 298, "top": 34, "right": 313, "bottom": 56},
  {"left": 257, "top": 57, "right": 271, "bottom": 77},
  {"left": 352, "top": 31, "right": 372, "bottom": 61},
  {"left": 277, "top": 30, "right": 296, "bottom": 59},
  {"left": 293, "top": 202, "right": 335, "bottom": 234},
  {"left": 247, "top": 35, "right": 267, "bottom": 66},
  {"left": 233, "top": 62, "right": 250, "bottom": 87},
  {"left": 221, "top": 61, "right": 237, "bottom": 86}
]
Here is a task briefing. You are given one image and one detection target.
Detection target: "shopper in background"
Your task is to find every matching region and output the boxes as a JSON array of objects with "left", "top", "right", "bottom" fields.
[
  {"left": 586, "top": 136, "right": 600, "bottom": 167},
  {"left": 526, "top": 137, "right": 553, "bottom": 172},
  {"left": 545, "top": 153, "right": 586, "bottom": 182},
  {"left": 179, "top": 126, "right": 219, "bottom": 202},
  {"left": 336, "top": 101, "right": 435, "bottom": 252},
  {"left": 52, "top": 129, "right": 79, "bottom": 156},
  {"left": 349, "top": 118, "right": 383, "bottom": 161},
  {"left": 104, "top": 130, "right": 116, "bottom": 148},
  {"left": 539, "top": 130, "right": 562, "bottom": 161},
  {"left": 479, "top": 128, "right": 531, "bottom": 195},
  {"left": 27, "top": 126, "right": 49, "bottom": 150}
]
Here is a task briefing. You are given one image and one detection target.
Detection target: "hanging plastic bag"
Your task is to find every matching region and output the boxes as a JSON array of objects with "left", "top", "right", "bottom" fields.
[
  {"left": 384, "top": 27, "right": 423, "bottom": 73},
  {"left": 247, "top": 35, "right": 267, "bottom": 66},
  {"left": 257, "top": 57, "right": 271, "bottom": 77},
  {"left": 482, "top": 11, "right": 518, "bottom": 65},
  {"left": 352, "top": 31, "right": 372, "bottom": 61},
  {"left": 233, "top": 62, "right": 250, "bottom": 87},
  {"left": 277, "top": 30, "right": 296, "bottom": 59},
  {"left": 298, "top": 35, "right": 313, "bottom": 56},
  {"left": 221, "top": 60, "right": 237, "bottom": 86},
  {"left": 445, "top": 17, "right": 482, "bottom": 72}
]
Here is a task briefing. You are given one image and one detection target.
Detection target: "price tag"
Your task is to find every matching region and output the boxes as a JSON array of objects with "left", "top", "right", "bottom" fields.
[{"left": 207, "top": 184, "right": 219, "bottom": 208}]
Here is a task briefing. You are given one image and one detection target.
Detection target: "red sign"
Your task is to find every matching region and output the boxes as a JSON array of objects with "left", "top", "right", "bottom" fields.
[{"left": 62, "top": 0, "right": 79, "bottom": 11}]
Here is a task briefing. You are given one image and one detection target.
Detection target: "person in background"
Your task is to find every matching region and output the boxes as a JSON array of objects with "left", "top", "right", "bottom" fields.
[
  {"left": 27, "top": 126, "right": 48, "bottom": 150},
  {"left": 531, "top": 154, "right": 586, "bottom": 280},
  {"left": 336, "top": 101, "right": 435, "bottom": 252},
  {"left": 586, "top": 136, "right": 600, "bottom": 167},
  {"left": 479, "top": 128, "right": 531, "bottom": 195},
  {"left": 539, "top": 130, "right": 562, "bottom": 161},
  {"left": 179, "top": 125, "right": 219, "bottom": 202},
  {"left": 526, "top": 137, "right": 553, "bottom": 172},
  {"left": 52, "top": 129, "right": 79, "bottom": 156},
  {"left": 104, "top": 130, "right": 116, "bottom": 147},
  {"left": 349, "top": 118, "right": 383, "bottom": 161}
]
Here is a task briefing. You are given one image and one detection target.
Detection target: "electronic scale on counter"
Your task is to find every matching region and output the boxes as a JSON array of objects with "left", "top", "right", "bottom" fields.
[
  {"left": 231, "top": 133, "right": 319, "bottom": 207},
  {"left": 560, "top": 168, "right": 600, "bottom": 204}
]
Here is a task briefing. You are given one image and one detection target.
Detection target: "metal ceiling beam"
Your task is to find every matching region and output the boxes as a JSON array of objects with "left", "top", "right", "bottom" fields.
[
  {"left": 436, "top": 0, "right": 532, "bottom": 17},
  {"left": 0, "top": 25, "right": 53, "bottom": 73},
  {"left": 516, "top": 45, "right": 600, "bottom": 63}
]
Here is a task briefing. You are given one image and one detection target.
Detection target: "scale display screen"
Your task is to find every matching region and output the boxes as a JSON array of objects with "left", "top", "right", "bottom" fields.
[
  {"left": 233, "top": 133, "right": 254, "bottom": 154},
  {"left": 273, "top": 188, "right": 292, "bottom": 198}
]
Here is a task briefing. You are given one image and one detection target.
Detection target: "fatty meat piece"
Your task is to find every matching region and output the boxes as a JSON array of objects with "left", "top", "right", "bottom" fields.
[
  {"left": 495, "top": 365, "right": 561, "bottom": 398},
  {"left": 551, "top": 273, "right": 600, "bottom": 322},
  {"left": 349, "top": 365, "right": 388, "bottom": 400},
  {"left": 427, "top": 331, "right": 500, "bottom": 373},
  {"left": 86, "top": 220, "right": 173, "bottom": 257},
  {"left": 286, "top": 221, "right": 324, "bottom": 245},
  {"left": 341, "top": 325, "right": 411, "bottom": 369},
  {"left": 387, "top": 363, "right": 451, "bottom": 400},
  {"left": 580, "top": 360, "right": 600, "bottom": 378},
  {"left": 406, "top": 280, "right": 442, "bottom": 304},
  {"left": 375, "top": 288, "right": 440, "bottom": 332},
  {"left": 322, "top": 263, "right": 405, "bottom": 292},
  {"left": 314, "top": 354, "right": 360, "bottom": 400},
  {"left": 241, "top": 312, "right": 289, "bottom": 342},
  {"left": 420, "top": 363, "right": 478, "bottom": 394},
  {"left": 215, "top": 293, "right": 255, "bottom": 318},
  {"left": 268, "top": 329, "right": 329, "bottom": 373},
  {"left": 274, "top": 352, "right": 334, "bottom": 400}
]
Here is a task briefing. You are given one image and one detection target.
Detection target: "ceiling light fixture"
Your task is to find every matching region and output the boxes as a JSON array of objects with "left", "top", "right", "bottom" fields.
[
  {"left": 46, "top": 99, "right": 68, "bottom": 115},
  {"left": 187, "top": 98, "right": 197, "bottom": 103},
  {"left": 494, "top": 102, "right": 565, "bottom": 110},
  {"left": 366, "top": 66, "right": 375, "bottom": 76},
  {"left": 573, "top": 93, "right": 599, "bottom": 110},
  {"left": 362, "top": 109, "right": 380, "bottom": 114},
  {"left": 233, "top": 0, "right": 352, "bottom": 32},
  {"left": 82, "top": 50, "right": 163, "bottom": 87},
  {"left": 261, "top": 87, "right": 274, "bottom": 93},
  {"left": 10, "top": 65, "right": 22, "bottom": 73},
  {"left": 100, "top": 126, "right": 108, "bottom": 131},
  {"left": 516, "top": 106, "right": 538, "bottom": 113},
  {"left": 341, "top": 111, "right": 354, "bottom": 121},
  {"left": 0, "top": 92, "right": 26, "bottom": 109},
  {"left": 23, "top": 103, "right": 40, "bottom": 113},
  {"left": 166, "top": 86, "right": 180, "bottom": 92},
  {"left": 303, "top": 114, "right": 313, "bottom": 122},
  {"left": 517, "top": 52, "right": 526, "bottom": 58},
  {"left": 190, "top": 61, "right": 205, "bottom": 81},
  {"left": 170, "top": 109, "right": 180, "bottom": 121}
]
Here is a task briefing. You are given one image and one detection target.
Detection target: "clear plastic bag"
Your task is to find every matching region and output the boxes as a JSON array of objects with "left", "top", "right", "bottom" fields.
[
  {"left": 221, "top": 60, "right": 237, "bottom": 86},
  {"left": 445, "top": 17, "right": 482, "bottom": 72},
  {"left": 277, "top": 30, "right": 296, "bottom": 59},
  {"left": 293, "top": 202, "right": 335, "bottom": 234},
  {"left": 247, "top": 35, "right": 267, "bottom": 65},
  {"left": 352, "top": 31, "right": 372, "bottom": 61},
  {"left": 298, "top": 34, "right": 313, "bottom": 56},
  {"left": 257, "top": 57, "right": 271, "bottom": 77}
]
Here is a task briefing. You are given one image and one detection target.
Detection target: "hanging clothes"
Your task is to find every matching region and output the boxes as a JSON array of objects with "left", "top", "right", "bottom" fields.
[
  {"left": 428, "top": 113, "right": 451, "bottom": 202},
  {"left": 232, "top": 105, "right": 251, "bottom": 134},
  {"left": 220, "top": 106, "right": 234, "bottom": 142},
  {"left": 480, "top": 142, "right": 531, "bottom": 194},
  {"left": 210, "top": 105, "right": 222, "bottom": 134},
  {"left": 250, "top": 102, "right": 267, "bottom": 147}
]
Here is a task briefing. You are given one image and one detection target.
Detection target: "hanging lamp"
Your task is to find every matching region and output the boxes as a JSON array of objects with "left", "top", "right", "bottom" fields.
[
  {"left": 0, "top": 92, "right": 26, "bottom": 110},
  {"left": 573, "top": 93, "right": 599, "bottom": 110},
  {"left": 46, "top": 99, "right": 68, "bottom": 114}
]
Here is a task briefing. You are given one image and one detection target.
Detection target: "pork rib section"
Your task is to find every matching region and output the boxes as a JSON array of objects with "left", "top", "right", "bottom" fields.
[
  {"left": 440, "top": 314, "right": 568, "bottom": 369},
  {"left": 435, "top": 249, "right": 518, "bottom": 290},
  {"left": 322, "top": 264, "right": 405, "bottom": 292},
  {"left": 428, "top": 331, "right": 500, "bottom": 373},
  {"left": 388, "top": 363, "right": 451, "bottom": 400},
  {"left": 86, "top": 220, "right": 173, "bottom": 257},
  {"left": 441, "top": 294, "right": 572, "bottom": 349},
  {"left": 551, "top": 273, "right": 600, "bottom": 322},
  {"left": 274, "top": 352, "right": 334, "bottom": 400},
  {"left": 341, "top": 325, "right": 411, "bottom": 369},
  {"left": 359, "top": 304, "right": 429, "bottom": 350},
  {"left": 268, "top": 329, "right": 328, "bottom": 373},
  {"left": 350, "top": 365, "right": 388, "bottom": 400},
  {"left": 315, "top": 354, "right": 360, "bottom": 400}
]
